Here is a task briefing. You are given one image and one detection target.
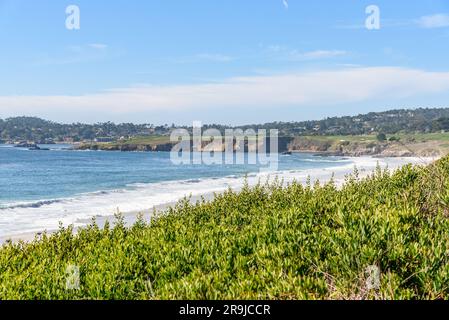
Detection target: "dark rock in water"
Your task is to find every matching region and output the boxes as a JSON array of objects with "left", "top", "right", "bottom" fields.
[
  {"left": 28, "top": 145, "right": 51, "bottom": 151},
  {"left": 15, "top": 142, "right": 38, "bottom": 148},
  {"left": 282, "top": 151, "right": 292, "bottom": 155},
  {"left": 31, "top": 146, "right": 50, "bottom": 151}
]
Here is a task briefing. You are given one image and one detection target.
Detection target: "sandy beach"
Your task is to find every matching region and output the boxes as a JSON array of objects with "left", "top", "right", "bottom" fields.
[{"left": 0, "top": 156, "right": 438, "bottom": 244}]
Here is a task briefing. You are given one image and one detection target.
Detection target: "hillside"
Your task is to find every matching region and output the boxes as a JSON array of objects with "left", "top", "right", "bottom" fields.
[
  {"left": 237, "top": 107, "right": 449, "bottom": 136},
  {"left": 288, "top": 133, "right": 449, "bottom": 157},
  {"left": 0, "top": 117, "right": 159, "bottom": 143},
  {"left": 2, "top": 108, "right": 449, "bottom": 143},
  {"left": 75, "top": 133, "right": 449, "bottom": 157},
  {"left": 1, "top": 156, "right": 449, "bottom": 299}
]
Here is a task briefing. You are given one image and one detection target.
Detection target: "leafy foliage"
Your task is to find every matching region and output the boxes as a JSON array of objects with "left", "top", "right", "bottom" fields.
[
  {"left": 1, "top": 157, "right": 449, "bottom": 300},
  {"left": 236, "top": 107, "right": 449, "bottom": 136},
  {"left": 376, "top": 133, "right": 387, "bottom": 142},
  {"left": 0, "top": 117, "right": 161, "bottom": 143}
]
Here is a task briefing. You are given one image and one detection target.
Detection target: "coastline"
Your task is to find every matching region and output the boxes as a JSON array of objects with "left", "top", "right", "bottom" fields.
[
  {"left": 73, "top": 134, "right": 449, "bottom": 158},
  {"left": 0, "top": 155, "right": 438, "bottom": 244}
]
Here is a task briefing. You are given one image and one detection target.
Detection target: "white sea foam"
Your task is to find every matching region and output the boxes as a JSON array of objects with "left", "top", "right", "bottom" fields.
[{"left": 0, "top": 156, "right": 435, "bottom": 238}]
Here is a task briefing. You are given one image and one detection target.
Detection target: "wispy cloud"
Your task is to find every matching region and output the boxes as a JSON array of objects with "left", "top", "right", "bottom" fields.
[
  {"left": 34, "top": 43, "right": 110, "bottom": 66},
  {"left": 336, "top": 14, "right": 449, "bottom": 30},
  {"left": 301, "top": 50, "right": 347, "bottom": 59},
  {"left": 417, "top": 14, "right": 449, "bottom": 29},
  {"left": 268, "top": 46, "right": 348, "bottom": 61},
  {"left": 282, "top": 0, "right": 288, "bottom": 9},
  {"left": 88, "top": 43, "right": 108, "bottom": 50},
  {"left": 173, "top": 53, "right": 234, "bottom": 64},
  {"left": 195, "top": 53, "right": 233, "bottom": 62},
  {"left": 2, "top": 67, "right": 449, "bottom": 116}
]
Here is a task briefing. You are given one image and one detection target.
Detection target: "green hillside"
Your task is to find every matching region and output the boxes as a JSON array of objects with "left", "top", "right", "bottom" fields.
[
  {"left": 1, "top": 157, "right": 449, "bottom": 300},
  {"left": 3, "top": 108, "right": 449, "bottom": 143}
]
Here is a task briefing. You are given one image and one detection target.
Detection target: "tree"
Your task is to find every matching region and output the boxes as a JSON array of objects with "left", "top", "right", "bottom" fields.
[{"left": 376, "top": 133, "right": 387, "bottom": 142}]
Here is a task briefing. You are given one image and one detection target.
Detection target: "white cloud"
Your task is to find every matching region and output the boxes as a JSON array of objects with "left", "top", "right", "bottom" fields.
[
  {"left": 267, "top": 46, "right": 348, "bottom": 61},
  {"left": 1, "top": 67, "right": 449, "bottom": 115},
  {"left": 301, "top": 50, "right": 347, "bottom": 59},
  {"left": 417, "top": 14, "right": 449, "bottom": 29},
  {"left": 88, "top": 43, "right": 108, "bottom": 50},
  {"left": 34, "top": 44, "right": 110, "bottom": 66},
  {"left": 172, "top": 53, "right": 234, "bottom": 64},
  {"left": 195, "top": 53, "right": 233, "bottom": 62},
  {"left": 337, "top": 14, "right": 449, "bottom": 30}
]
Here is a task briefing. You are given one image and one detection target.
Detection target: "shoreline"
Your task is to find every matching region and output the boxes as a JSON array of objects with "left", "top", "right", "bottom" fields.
[
  {"left": 0, "top": 155, "right": 439, "bottom": 245},
  {"left": 0, "top": 193, "right": 215, "bottom": 244}
]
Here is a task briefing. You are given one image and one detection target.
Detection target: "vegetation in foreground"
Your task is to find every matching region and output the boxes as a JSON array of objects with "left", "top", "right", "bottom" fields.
[{"left": 1, "top": 157, "right": 449, "bottom": 300}]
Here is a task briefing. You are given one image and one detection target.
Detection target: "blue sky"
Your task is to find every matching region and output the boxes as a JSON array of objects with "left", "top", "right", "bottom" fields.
[{"left": 0, "top": 0, "right": 449, "bottom": 124}]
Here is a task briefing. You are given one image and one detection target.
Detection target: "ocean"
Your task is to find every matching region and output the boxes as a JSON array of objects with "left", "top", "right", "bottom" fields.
[{"left": 0, "top": 144, "right": 419, "bottom": 238}]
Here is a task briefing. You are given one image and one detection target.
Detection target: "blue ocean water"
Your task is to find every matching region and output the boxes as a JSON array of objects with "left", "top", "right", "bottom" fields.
[{"left": 0, "top": 144, "right": 353, "bottom": 236}]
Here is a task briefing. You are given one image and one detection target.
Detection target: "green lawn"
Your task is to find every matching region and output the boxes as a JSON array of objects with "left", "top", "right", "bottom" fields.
[
  {"left": 396, "top": 132, "right": 449, "bottom": 142},
  {"left": 97, "top": 132, "right": 449, "bottom": 147},
  {"left": 299, "top": 135, "right": 377, "bottom": 142},
  {"left": 300, "top": 132, "right": 449, "bottom": 143},
  {"left": 121, "top": 135, "right": 172, "bottom": 145}
]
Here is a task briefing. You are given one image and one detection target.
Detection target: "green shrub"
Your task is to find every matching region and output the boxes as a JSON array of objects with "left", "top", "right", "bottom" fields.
[
  {"left": 1, "top": 157, "right": 449, "bottom": 300},
  {"left": 376, "top": 133, "right": 387, "bottom": 142}
]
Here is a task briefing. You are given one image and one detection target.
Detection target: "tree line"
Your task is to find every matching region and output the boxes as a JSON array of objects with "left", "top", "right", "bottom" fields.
[{"left": 2, "top": 107, "right": 449, "bottom": 143}]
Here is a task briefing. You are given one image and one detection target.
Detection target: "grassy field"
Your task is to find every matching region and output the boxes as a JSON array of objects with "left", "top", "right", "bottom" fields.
[
  {"left": 84, "top": 133, "right": 449, "bottom": 153},
  {"left": 300, "top": 132, "right": 449, "bottom": 143},
  {"left": 1, "top": 156, "right": 449, "bottom": 300},
  {"left": 121, "top": 135, "right": 172, "bottom": 145},
  {"left": 398, "top": 132, "right": 449, "bottom": 142},
  {"left": 291, "top": 133, "right": 449, "bottom": 156},
  {"left": 298, "top": 135, "right": 377, "bottom": 142},
  {"left": 120, "top": 135, "right": 260, "bottom": 145}
]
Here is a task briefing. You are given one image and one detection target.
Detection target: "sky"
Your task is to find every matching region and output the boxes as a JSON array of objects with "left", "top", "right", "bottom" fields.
[{"left": 0, "top": 0, "right": 449, "bottom": 125}]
